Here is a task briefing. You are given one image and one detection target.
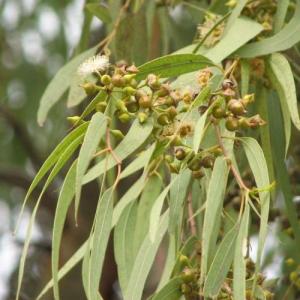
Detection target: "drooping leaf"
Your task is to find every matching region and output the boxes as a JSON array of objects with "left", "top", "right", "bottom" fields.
[
  {"left": 75, "top": 112, "right": 107, "bottom": 220},
  {"left": 193, "top": 109, "right": 209, "bottom": 152},
  {"left": 168, "top": 169, "right": 191, "bottom": 234},
  {"left": 37, "top": 46, "right": 97, "bottom": 125},
  {"left": 124, "top": 211, "right": 169, "bottom": 300},
  {"left": 223, "top": 0, "right": 248, "bottom": 35},
  {"left": 134, "top": 175, "right": 162, "bottom": 255},
  {"left": 236, "top": 1, "right": 300, "bottom": 57},
  {"left": 203, "top": 223, "right": 239, "bottom": 297},
  {"left": 136, "top": 54, "right": 216, "bottom": 80},
  {"left": 233, "top": 202, "right": 250, "bottom": 300},
  {"left": 240, "top": 59, "right": 250, "bottom": 96},
  {"left": 200, "top": 157, "right": 229, "bottom": 282},
  {"left": 157, "top": 234, "right": 176, "bottom": 290},
  {"left": 16, "top": 122, "right": 88, "bottom": 231},
  {"left": 83, "top": 119, "right": 154, "bottom": 184},
  {"left": 273, "top": 0, "right": 290, "bottom": 33},
  {"left": 114, "top": 202, "right": 138, "bottom": 293},
  {"left": 85, "top": 3, "right": 112, "bottom": 23},
  {"left": 239, "top": 138, "right": 270, "bottom": 274},
  {"left": 16, "top": 135, "right": 83, "bottom": 300},
  {"left": 267, "top": 53, "right": 300, "bottom": 132},
  {"left": 268, "top": 95, "right": 300, "bottom": 245},
  {"left": 152, "top": 277, "right": 183, "bottom": 300},
  {"left": 88, "top": 188, "right": 114, "bottom": 300},
  {"left": 52, "top": 162, "right": 77, "bottom": 300}
]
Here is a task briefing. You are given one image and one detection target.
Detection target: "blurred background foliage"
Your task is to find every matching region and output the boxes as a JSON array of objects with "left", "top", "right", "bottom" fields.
[{"left": 1, "top": 0, "right": 300, "bottom": 299}]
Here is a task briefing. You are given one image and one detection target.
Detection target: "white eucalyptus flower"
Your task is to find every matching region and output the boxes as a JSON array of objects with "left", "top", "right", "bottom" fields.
[{"left": 77, "top": 54, "right": 110, "bottom": 76}]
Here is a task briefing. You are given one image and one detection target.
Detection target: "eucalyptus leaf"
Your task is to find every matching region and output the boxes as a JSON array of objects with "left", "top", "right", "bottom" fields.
[
  {"left": 85, "top": 3, "right": 112, "bottom": 23},
  {"left": 37, "top": 46, "right": 97, "bottom": 125},
  {"left": 152, "top": 276, "right": 183, "bottom": 300}
]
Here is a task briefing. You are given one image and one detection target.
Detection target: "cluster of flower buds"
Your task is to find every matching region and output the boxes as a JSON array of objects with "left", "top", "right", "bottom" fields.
[{"left": 208, "top": 78, "right": 266, "bottom": 132}]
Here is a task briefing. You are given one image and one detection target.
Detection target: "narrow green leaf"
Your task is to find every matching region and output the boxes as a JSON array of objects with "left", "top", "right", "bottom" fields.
[
  {"left": 83, "top": 119, "right": 154, "bottom": 184},
  {"left": 268, "top": 95, "right": 300, "bottom": 246},
  {"left": 113, "top": 174, "right": 147, "bottom": 227},
  {"left": 233, "top": 203, "right": 250, "bottom": 300},
  {"left": 136, "top": 54, "right": 216, "bottom": 80},
  {"left": 52, "top": 162, "right": 76, "bottom": 300},
  {"left": 223, "top": 0, "right": 248, "bottom": 35},
  {"left": 120, "top": 143, "right": 156, "bottom": 180},
  {"left": 256, "top": 86, "right": 275, "bottom": 183},
  {"left": 267, "top": 53, "right": 300, "bottom": 131},
  {"left": 16, "top": 122, "right": 88, "bottom": 231},
  {"left": 152, "top": 277, "right": 183, "bottom": 300},
  {"left": 88, "top": 188, "right": 114, "bottom": 300},
  {"left": 239, "top": 138, "right": 270, "bottom": 272},
  {"left": 169, "top": 169, "right": 191, "bottom": 234},
  {"left": 190, "top": 86, "right": 211, "bottom": 110},
  {"left": 240, "top": 59, "right": 250, "bottom": 96},
  {"left": 203, "top": 223, "right": 239, "bottom": 297},
  {"left": 149, "top": 181, "right": 173, "bottom": 242},
  {"left": 114, "top": 202, "right": 138, "bottom": 293},
  {"left": 273, "top": 0, "right": 290, "bottom": 34},
  {"left": 85, "top": 3, "right": 112, "bottom": 23},
  {"left": 157, "top": 235, "right": 176, "bottom": 290},
  {"left": 37, "top": 46, "right": 97, "bottom": 125},
  {"left": 75, "top": 112, "right": 107, "bottom": 220},
  {"left": 193, "top": 109, "right": 209, "bottom": 152},
  {"left": 16, "top": 136, "right": 83, "bottom": 300},
  {"left": 134, "top": 175, "right": 162, "bottom": 255},
  {"left": 201, "top": 157, "right": 229, "bottom": 282},
  {"left": 236, "top": 1, "right": 300, "bottom": 57},
  {"left": 124, "top": 211, "right": 169, "bottom": 300}
]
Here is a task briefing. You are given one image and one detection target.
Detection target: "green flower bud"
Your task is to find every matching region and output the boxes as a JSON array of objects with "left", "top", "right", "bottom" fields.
[
  {"left": 157, "top": 113, "right": 169, "bottom": 125},
  {"left": 138, "top": 112, "right": 148, "bottom": 124},
  {"left": 188, "top": 158, "right": 201, "bottom": 171},
  {"left": 167, "top": 106, "right": 177, "bottom": 120},
  {"left": 123, "top": 86, "right": 136, "bottom": 96},
  {"left": 116, "top": 99, "right": 128, "bottom": 112},
  {"left": 96, "top": 102, "right": 107, "bottom": 113},
  {"left": 147, "top": 74, "right": 161, "bottom": 90},
  {"left": 123, "top": 74, "right": 136, "bottom": 84},
  {"left": 67, "top": 116, "right": 84, "bottom": 125},
  {"left": 181, "top": 269, "right": 196, "bottom": 283},
  {"left": 212, "top": 106, "right": 226, "bottom": 119},
  {"left": 110, "top": 129, "right": 124, "bottom": 140},
  {"left": 118, "top": 113, "right": 131, "bottom": 123},
  {"left": 101, "top": 74, "right": 111, "bottom": 86},
  {"left": 81, "top": 82, "right": 99, "bottom": 96}
]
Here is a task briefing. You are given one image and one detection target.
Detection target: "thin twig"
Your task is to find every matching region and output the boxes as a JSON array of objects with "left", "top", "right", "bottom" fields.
[
  {"left": 106, "top": 128, "right": 121, "bottom": 189},
  {"left": 98, "top": 0, "right": 132, "bottom": 53},
  {"left": 187, "top": 192, "right": 197, "bottom": 236},
  {"left": 214, "top": 124, "right": 249, "bottom": 191}
]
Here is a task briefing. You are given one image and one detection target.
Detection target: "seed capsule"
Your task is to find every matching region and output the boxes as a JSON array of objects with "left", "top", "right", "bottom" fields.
[
  {"left": 138, "top": 95, "right": 152, "bottom": 109},
  {"left": 228, "top": 99, "right": 246, "bottom": 116},
  {"left": 192, "top": 169, "right": 205, "bottom": 179},
  {"left": 181, "top": 269, "right": 196, "bottom": 283},
  {"left": 112, "top": 74, "right": 125, "bottom": 87},
  {"left": 175, "top": 148, "right": 186, "bottom": 160},
  {"left": 157, "top": 113, "right": 169, "bottom": 125},
  {"left": 201, "top": 155, "right": 214, "bottom": 169},
  {"left": 147, "top": 74, "right": 161, "bottom": 90},
  {"left": 167, "top": 106, "right": 177, "bottom": 120},
  {"left": 188, "top": 158, "right": 201, "bottom": 171},
  {"left": 212, "top": 106, "right": 226, "bottom": 119},
  {"left": 225, "top": 116, "right": 239, "bottom": 131},
  {"left": 96, "top": 102, "right": 107, "bottom": 113},
  {"left": 222, "top": 79, "right": 235, "bottom": 90},
  {"left": 157, "top": 84, "right": 170, "bottom": 97}
]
